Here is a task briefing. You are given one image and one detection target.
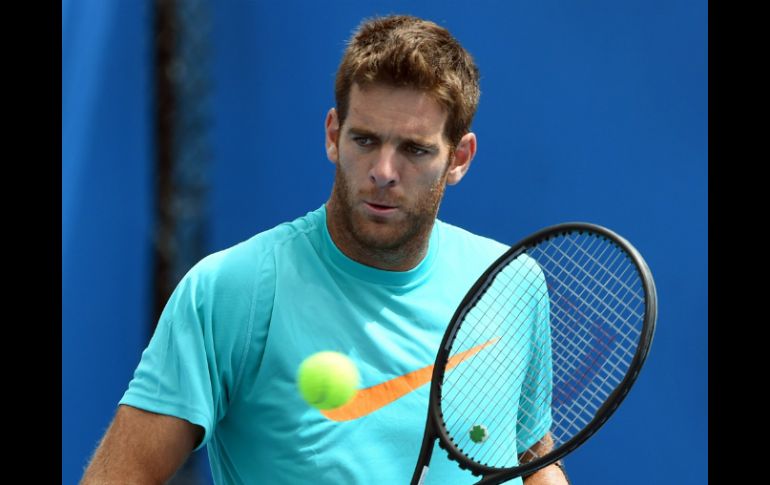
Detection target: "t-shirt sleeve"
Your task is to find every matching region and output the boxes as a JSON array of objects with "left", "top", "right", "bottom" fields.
[
  {"left": 119, "top": 243, "right": 274, "bottom": 451},
  {"left": 516, "top": 258, "right": 553, "bottom": 453}
]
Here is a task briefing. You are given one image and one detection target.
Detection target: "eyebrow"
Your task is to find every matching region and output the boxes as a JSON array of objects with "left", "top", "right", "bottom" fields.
[{"left": 346, "top": 127, "right": 441, "bottom": 151}]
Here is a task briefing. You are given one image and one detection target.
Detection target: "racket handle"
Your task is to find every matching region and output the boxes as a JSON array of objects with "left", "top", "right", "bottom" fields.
[
  {"left": 410, "top": 417, "right": 437, "bottom": 485},
  {"left": 416, "top": 465, "right": 430, "bottom": 485}
]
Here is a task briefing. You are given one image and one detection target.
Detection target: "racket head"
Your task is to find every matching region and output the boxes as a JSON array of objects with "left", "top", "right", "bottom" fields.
[{"left": 427, "top": 222, "right": 657, "bottom": 481}]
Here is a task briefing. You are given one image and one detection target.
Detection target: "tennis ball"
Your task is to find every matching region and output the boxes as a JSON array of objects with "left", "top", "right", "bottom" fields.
[
  {"left": 469, "top": 424, "right": 489, "bottom": 443},
  {"left": 297, "top": 351, "right": 360, "bottom": 410}
]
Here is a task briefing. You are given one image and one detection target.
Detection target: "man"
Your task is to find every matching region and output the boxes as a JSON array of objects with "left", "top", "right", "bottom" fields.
[{"left": 81, "top": 15, "right": 568, "bottom": 484}]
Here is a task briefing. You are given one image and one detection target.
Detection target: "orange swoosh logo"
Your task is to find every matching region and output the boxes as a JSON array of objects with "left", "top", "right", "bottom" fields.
[{"left": 321, "top": 337, "right": 499, "bottom": 422}]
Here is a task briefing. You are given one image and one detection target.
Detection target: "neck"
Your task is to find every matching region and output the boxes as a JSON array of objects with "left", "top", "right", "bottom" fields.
[{"left": 325, "top": 198, "right": 434, "bottom": 272}]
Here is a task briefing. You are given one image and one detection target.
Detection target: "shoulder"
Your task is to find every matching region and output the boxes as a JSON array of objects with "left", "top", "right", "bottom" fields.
[
  {"left": 435, "top": 219, "right": 509, "bottom": 261},
  {"left": 157, "top": 208, "right": 327, "bottom": 390},
  {"left": 189, "top": 206, "right": 326, "bottom": 289},
  {"left": 435, "top": 220, "right": 545, "bottom": 279}
]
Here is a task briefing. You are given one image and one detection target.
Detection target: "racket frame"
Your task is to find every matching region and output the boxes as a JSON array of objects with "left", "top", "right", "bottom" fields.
[{"left": 412, "top": 222, "right": 657, "bottom": 484}]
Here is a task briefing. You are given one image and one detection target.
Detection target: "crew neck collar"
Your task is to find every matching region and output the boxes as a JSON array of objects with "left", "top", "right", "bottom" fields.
[{"left": 318, "top": 204, "right": 439, "bottom": 287}]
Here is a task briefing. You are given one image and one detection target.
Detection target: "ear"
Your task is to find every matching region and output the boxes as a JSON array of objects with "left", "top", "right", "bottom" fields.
[
  {"left": 325, "top": 108, "right": 340, "bottom": 164},
  {"left": 446, "top": 132, "right": 477, "bottom": 185}
]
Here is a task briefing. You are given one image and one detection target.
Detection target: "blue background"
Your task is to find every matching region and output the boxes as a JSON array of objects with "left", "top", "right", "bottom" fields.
[{"left": 62, "top": 1, "right": 707, "bottom": 483}]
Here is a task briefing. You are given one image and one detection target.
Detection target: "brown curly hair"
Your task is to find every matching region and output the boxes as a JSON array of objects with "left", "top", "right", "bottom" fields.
[{"left": 334, "top": 15, "right": 481, "bottom": 148}]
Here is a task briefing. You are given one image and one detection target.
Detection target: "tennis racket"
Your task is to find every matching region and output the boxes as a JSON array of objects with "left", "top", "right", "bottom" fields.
[{"left": 411, "top": 222, "right": 657, "bottom": 484}]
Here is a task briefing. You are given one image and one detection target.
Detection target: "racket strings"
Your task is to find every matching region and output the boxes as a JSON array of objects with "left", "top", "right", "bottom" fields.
[
  {"left": 442, "top": 262, "right": 546, "bottom": 443},
  {"left": 443, "top": 235, "right": 604, "bottom": 449},
  {"left": 535, "top": 238, "right": 642, "bottom": 444},
  {"left": 527, "top": 234, "right": 643, "bottom": 411},
  {"left": 442, "top": 238, "right": 598, "bottom": 439},
  {"left": 534, "top": 234, "right": 644, "bottom": 440},
  {"left": 469, "top": 235, "right": 616, "bottom": 465},
  {"left": 439, "top": 231, "right": 646, "bottom": 469},
  {"left": 440, "top": 246, "right": 580, "bottom": 458},
  {"left": 444, "top": 262, "right": 553, "bottom": 466}
]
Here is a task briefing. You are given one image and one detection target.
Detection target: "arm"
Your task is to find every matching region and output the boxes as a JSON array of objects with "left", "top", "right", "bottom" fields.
[
  {"left": 520, "top": 433, "right": 570, "bottom": 485},
  {"left": 80, "top": 404, "right": 204, "bottom": 485},
  {"left": 523, "top": 463, "right": 569, "bottom": 485}
]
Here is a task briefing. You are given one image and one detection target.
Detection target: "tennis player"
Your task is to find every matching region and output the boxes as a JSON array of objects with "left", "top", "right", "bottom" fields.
[{"left": 81, "top": 15, "right": 568, "bottom": 485}]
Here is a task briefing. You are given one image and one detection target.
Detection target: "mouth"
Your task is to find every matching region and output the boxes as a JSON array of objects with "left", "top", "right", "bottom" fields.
[{"left": 363, "top": 201, "right": 399, "bottom": 216}]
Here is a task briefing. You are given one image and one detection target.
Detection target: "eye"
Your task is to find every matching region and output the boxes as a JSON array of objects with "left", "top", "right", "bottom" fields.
[
  {"left": 405, "top": 144, "right": 430, "bottom": 157},
  {"left": 353, "top": 136, "right": 374, "bottom": 147}
]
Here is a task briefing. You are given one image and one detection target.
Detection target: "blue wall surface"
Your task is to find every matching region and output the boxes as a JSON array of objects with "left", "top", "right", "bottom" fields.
[
  {"left": 63, "top": 1, "right": 707, "bottom": 484},
  {"left": 62, "top": 0, "right": 154, "bottom": 482}
]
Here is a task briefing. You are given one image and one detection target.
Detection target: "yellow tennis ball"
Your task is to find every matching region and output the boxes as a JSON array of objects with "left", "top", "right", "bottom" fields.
[{"left": 297, "top": 351, "right": 360, "bottom": 410}]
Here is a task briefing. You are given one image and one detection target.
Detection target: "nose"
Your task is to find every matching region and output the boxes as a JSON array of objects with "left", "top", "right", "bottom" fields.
[{"left": 369, "top": 147, "right": 399, "bottom": 188}]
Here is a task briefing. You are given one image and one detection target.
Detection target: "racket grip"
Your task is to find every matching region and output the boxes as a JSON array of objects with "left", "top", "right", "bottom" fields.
[
  {"left": 410, "top": 418, "right": 437, "bottom": 485},
  {"left": 416, "top": 465, "right": 429, "bottom": 485}
]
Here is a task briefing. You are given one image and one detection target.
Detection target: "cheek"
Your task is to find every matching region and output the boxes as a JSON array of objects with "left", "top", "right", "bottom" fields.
[
  {"left": 337, "top": 146, "right": 360, "bottom": 170},
  {"left": 336, "top": 155, "right": 367, "bottom": 191},
  {"left": 338, "top": 156, "right": 360, "bottom": 179},
  {"left": 413, "top": 161, "right": 450, "bottom": 190}
]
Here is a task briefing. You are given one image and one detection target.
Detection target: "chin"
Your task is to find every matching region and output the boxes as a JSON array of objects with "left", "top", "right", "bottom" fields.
[{"left": 351, "top": 215, "right": 411, "bottom": 251}]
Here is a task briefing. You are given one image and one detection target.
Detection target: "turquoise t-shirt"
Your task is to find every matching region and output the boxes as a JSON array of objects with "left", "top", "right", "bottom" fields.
[{"left": 120, "top": 205, "right": 547, "bottom": 484}]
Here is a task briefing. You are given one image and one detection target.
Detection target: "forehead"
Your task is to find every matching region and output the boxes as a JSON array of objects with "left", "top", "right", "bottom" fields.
[{"left": 345, "top": 83, "right": 448, "bottom": 141}]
